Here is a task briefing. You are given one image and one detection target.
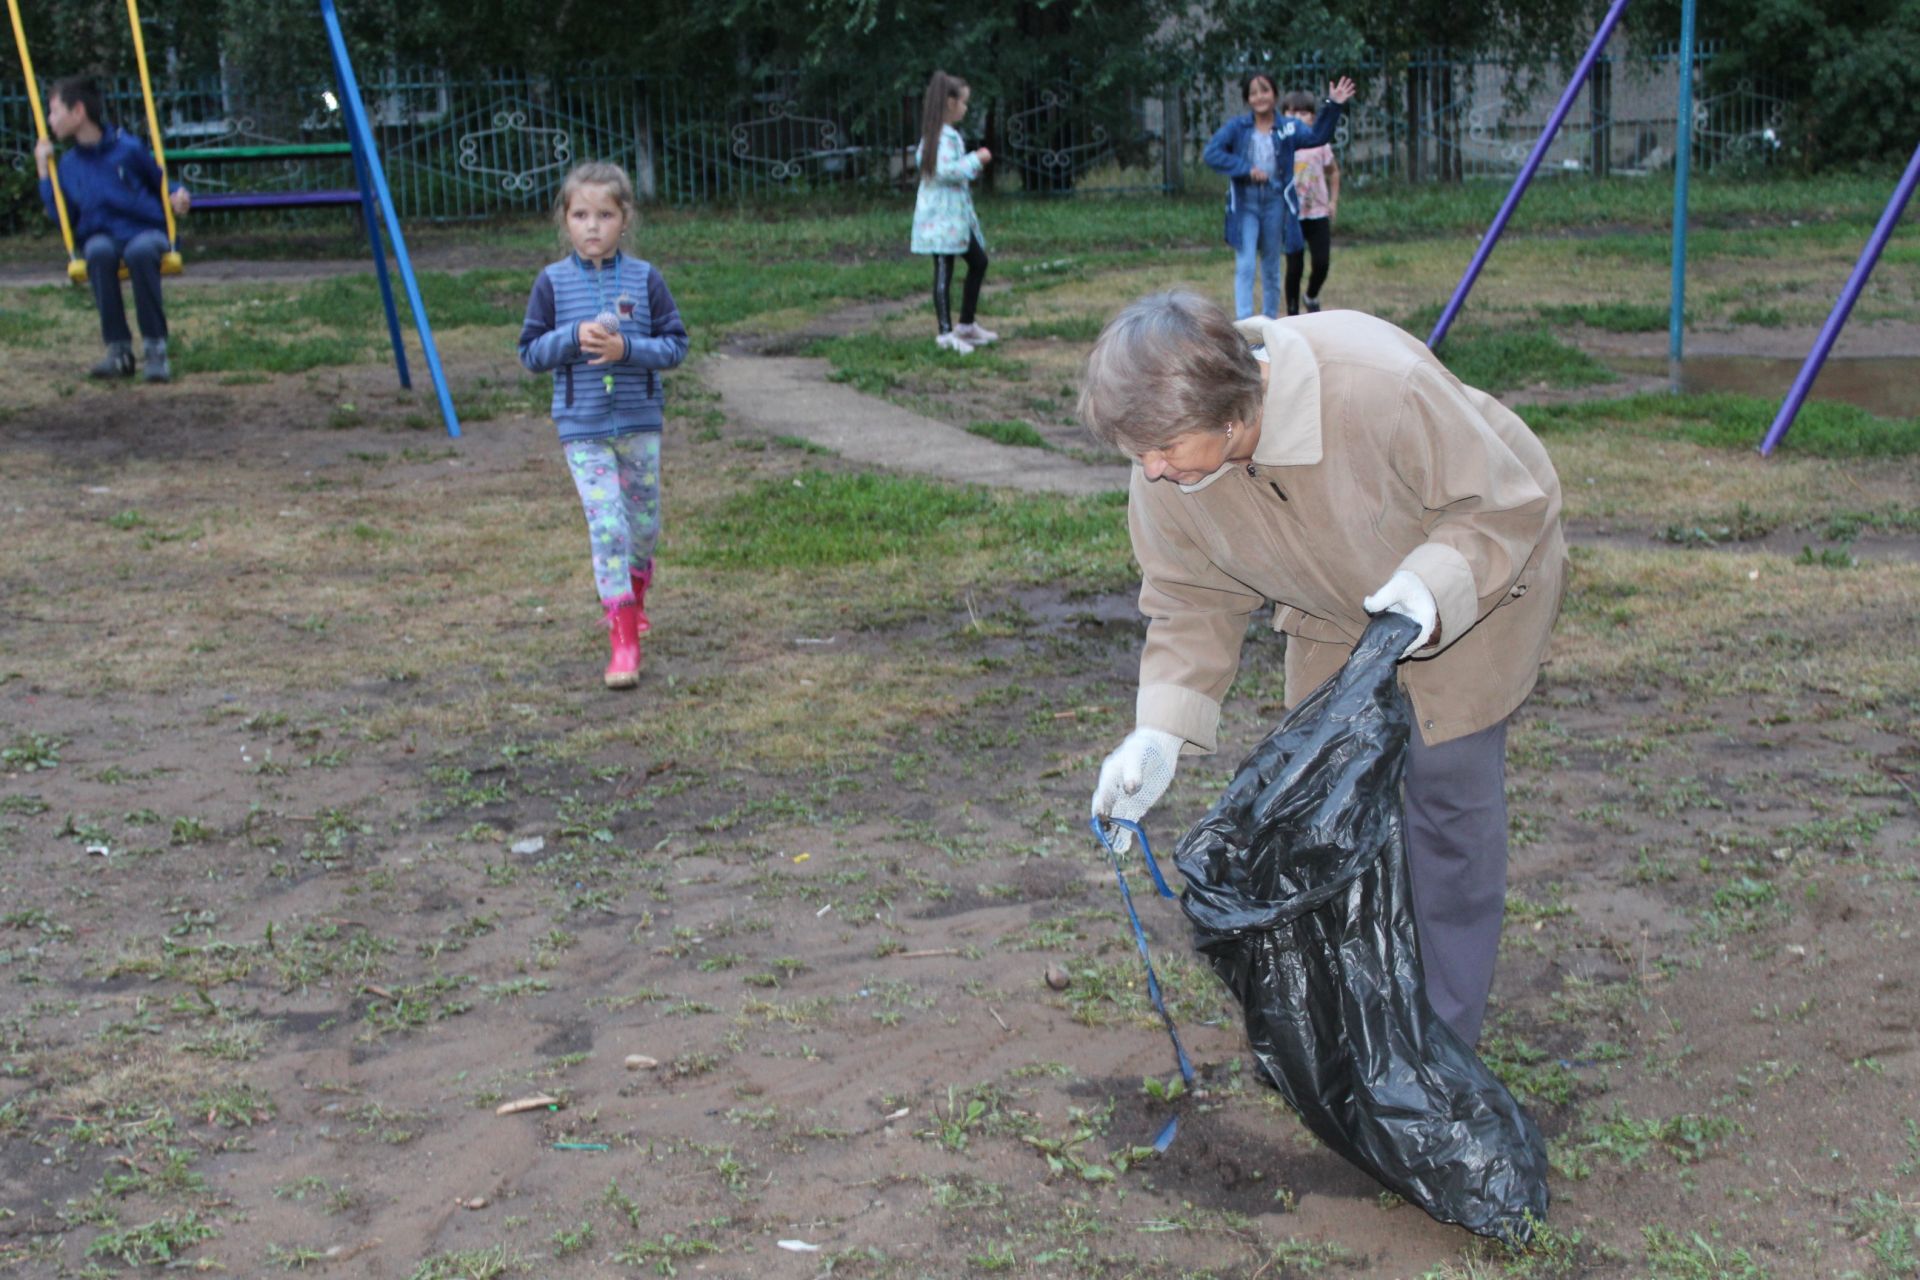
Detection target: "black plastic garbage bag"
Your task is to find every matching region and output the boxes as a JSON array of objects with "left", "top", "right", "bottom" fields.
[{"left": 1174, "top": 613, "right": 1549, "bottom": 1242}]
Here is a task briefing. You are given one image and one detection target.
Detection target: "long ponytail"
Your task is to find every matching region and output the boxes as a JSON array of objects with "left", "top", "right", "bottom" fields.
[{"left": 918, "top": 71, "right": 967, "bottom": 181}]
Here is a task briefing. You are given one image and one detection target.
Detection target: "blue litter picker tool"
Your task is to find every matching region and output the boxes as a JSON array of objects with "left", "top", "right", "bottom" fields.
[{"left": 1088, "top": 816, "right": 1196, "bottom": 1151}]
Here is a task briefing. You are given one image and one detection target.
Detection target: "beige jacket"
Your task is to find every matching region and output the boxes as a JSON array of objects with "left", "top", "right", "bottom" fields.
[{"left": 1132, "top": 311, "right": 1567, "bottom": 749}]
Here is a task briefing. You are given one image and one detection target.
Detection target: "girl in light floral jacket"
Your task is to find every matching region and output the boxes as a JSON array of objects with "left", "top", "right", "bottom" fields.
[{"left": 911, "top": 70, "right": 995, "bottom": 354}]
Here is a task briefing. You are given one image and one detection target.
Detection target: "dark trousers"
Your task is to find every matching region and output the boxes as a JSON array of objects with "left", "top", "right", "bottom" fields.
[
  {"left": 932, "top": 234, "right": 989, "bottom": 333},
  {"left": 1284, "top": 216, "right": 1332, "bottom": 315},
  {"left": 1404, "top": 717, "right": 1509, "bottom": 1046},
  {"left": 84, "top": 229, "right": 170, "bottom": 345}
]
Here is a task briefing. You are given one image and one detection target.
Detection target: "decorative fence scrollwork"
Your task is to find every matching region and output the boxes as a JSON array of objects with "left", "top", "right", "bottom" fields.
[
  {"left": 728, "top": 97, "right": 850, "bottom": 181},
  {"left": 1005, "top": 82, "right": 1113, "bottom": 192},
  {"left": 454, "top": 107, "right": 573, "bottom": 194}
]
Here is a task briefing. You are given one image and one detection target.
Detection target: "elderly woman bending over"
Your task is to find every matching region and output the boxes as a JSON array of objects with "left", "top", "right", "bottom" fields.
[{"left": 1081, "top": 291, "right": 1567, "bottom": 1046}]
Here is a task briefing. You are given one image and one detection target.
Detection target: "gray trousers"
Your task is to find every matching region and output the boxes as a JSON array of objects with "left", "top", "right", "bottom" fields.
[
  {"left": 84, "top": 229, "right": 170, "bottom": 345},
  {"left": 1404, "top": 718, "right": 1509, "bottom": 1046}
]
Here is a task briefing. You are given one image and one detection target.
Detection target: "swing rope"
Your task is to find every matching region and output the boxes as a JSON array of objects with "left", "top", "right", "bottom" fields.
[
  {"left": 124, "top": 0, "right": 182, "bottom": 274},
  {"left": 5, "top": 0, "right": 80, "bottom": 275}
]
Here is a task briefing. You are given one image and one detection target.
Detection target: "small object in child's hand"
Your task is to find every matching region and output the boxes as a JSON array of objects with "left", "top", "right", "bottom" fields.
[{"left": 594, "top": 311, "right": 621, "bottom": 390}]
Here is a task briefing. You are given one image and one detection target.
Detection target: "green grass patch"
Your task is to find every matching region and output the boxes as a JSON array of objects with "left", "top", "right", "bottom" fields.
[
  {"left": 1435, "top": 328, "right": 1616, "bottom": 394},
  {"left": 87, "top": 1212, "right": 218, "bottom": 1266},
  {"left": 0, "top": 306, "right": 51, "bottom": 346},
  {"left": 176, "top": 330, "right": 367, "bottom": 375},
  {"left": 808, "top": 330, "right": 1028, "bottom": 395},
  {"left": 1641, "top": 1225, "right": 1769, "bottom": 1279},
  {"left": 487, "top": 169, "right": 1920, "bottom": 263},
  {"left": 966, "top": 419, "right": 1050, "bottom": 449},
  {"left": 408, "top": 1245, "right": 524, "bottom": 1280},
  {"left": 1527, "top": 391, "right": 1920, "bottom": 458},
  {"left": 1019, "top": 313, "right": 1107, "bottom": 342},
  {"left": 289, "top": 270, "right": 530, "bottom": 330},
  {"left": 1537, "top": 302, "right": 1670, "bottom": 332},
  {"left": 1480, "top": 1032, "right": 1581, "bottom": 1106},
  {"left": 673, "top": 258, "right": 925, "bottom": 335},
  {"left": 679, "top": 470, "right": 1130, "bottom": 582}
]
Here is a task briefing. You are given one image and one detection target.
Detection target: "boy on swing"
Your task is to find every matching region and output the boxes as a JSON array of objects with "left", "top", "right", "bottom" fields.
[{"left": 33, "top": 76, "right": 191, "bottom": 382}]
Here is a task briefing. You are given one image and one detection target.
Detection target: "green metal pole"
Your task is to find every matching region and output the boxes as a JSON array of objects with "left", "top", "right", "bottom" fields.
[{"left": 1668, "top": 0, "right": 1696, "bottom": 369}]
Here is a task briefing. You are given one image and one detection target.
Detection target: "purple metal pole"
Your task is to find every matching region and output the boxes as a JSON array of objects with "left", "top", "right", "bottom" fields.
[
  {"left": 1427, "top": 0, "right": 1633, "bottom": 349},
  {"left": 1758, "top": 138, "right": 1920, "bottom": 457}
]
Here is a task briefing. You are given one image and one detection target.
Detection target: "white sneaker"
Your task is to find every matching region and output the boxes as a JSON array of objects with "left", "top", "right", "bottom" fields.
[
  {"left": 935, "top": 331, "right": 975, "bottom": 355},
  {"left": 954, "top": 322, "right": 998, "bottom": 345}
]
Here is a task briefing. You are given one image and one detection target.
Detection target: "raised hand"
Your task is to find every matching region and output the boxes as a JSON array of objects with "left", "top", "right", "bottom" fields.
[{"left": 1327, "top": 76, "right": 1357, "bottom": 105}]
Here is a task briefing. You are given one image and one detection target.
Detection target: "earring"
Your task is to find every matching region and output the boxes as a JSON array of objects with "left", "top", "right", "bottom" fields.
[{"left": 1225, "top": 424, "right": 1235, "bottom": 442}]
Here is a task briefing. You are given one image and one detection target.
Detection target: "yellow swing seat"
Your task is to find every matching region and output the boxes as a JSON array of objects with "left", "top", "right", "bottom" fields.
[{"left": 66, "top": 251, "right": 185, "bottom": 285}]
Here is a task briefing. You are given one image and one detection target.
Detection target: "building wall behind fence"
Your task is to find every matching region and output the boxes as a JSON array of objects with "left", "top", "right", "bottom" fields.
[
  {"left": 1245, "top": 45, "right": 1788, "bottom": 187},
  {"left": 0, "top": 49, "right": 1787, "bottom": 231}
]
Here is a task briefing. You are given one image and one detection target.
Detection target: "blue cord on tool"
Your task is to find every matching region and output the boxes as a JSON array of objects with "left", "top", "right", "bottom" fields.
[{"left": 1088, "top": 815, "right": 1196, "bottom": 1151}]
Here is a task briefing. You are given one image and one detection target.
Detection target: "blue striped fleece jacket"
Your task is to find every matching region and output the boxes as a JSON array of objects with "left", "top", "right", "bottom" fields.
[{"left": 518, "top": 252, "right": 690, "bottom": 441}]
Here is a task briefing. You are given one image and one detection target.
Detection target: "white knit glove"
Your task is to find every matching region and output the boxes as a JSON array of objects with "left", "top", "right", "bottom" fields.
[
  {"left": 1363, "top": 569, "right": 1439, "bottom": 658},
  {"left": 1090, "top": 727, "right": 1184, "bottom": 852}
]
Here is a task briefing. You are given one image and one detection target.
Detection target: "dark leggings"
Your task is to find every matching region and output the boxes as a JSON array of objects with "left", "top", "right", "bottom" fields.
[
  {"left": 933, "top": 234, "right": 989, "bottom": 333},
  {"left": 1285, "top": 217, "right": 1332, "bottom": 315}
]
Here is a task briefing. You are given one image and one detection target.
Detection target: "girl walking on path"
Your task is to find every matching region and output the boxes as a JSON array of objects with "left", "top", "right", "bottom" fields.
[
  {"left": 912, "top": 70, "right": 996, "bottom": 354},
  {"left": 519, "top": 162, "right": 689, "bottom": 689},
  {"left": 1203, "top": 73, "right": 1354, "bottom": 321},
  {"left": 1282, "top": 90, "right": 1341, "bottom": 315}
]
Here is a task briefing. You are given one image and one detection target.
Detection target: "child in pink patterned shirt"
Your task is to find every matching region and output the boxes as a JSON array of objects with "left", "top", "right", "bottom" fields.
[{"left": 1283, "top": 90, "right": 1341, "bottom": 315}]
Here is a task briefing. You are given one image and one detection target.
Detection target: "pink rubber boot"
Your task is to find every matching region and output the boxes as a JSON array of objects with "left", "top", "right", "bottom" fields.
[
  {"left": 603, "top": 596, "right": 642, "bottom": 689},
  {"left": 629, "top": 560, "right": 654, "bottom": 635}
]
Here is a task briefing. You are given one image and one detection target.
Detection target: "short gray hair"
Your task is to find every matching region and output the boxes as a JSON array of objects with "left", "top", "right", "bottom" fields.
[{"left": 1078, "top": 290, "right": 1263, "bottom": 456}]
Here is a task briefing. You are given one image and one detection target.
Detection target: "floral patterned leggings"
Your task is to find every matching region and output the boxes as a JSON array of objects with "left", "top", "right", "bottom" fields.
[{"left": 564, "top": 433, "right": 660, "bottom": 602}]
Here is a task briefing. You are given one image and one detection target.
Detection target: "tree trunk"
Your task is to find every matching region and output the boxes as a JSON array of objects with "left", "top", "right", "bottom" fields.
[
  {"left": 1442, "top": 60, "right": 1463, "bottom": 183},
  {"left": 1589, "top": 56, "right": 1613, "bottom": 178},
  {"left": 1161, "top": 80, "right": 1185, "bottom": 193},
  {"left": 1404, "top": 62, "right": 1423, "bottom": 183}
]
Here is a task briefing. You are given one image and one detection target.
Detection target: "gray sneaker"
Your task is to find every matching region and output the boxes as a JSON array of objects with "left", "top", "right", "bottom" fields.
[
  {"left": 1304, "top": 296, "right": 1323, "bottom": 314},
  {"left": 142, "top": 339, "right": 171, "bottom": 384},
  {"left": 89, "top": 342, "right": 135, "bottom": 379}
]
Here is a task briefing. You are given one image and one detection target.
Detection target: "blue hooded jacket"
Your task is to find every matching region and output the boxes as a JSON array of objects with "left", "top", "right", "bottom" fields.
[
  {"left": 1203, "top": 101, "right": 1343, "bottom": 248},
  {"left": 38, "top": 124, "right": 180, "bottom": 246},
  {"left": 518, "top": 252, "right": 689, "bottom": 443}
]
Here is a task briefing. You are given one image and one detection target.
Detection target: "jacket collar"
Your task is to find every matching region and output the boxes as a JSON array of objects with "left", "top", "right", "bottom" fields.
[
  {"left": 1234, "top": 316, "right": 1323, "bottom": 467},
  {"left": 570, "top": 250, "right": 624, "bottom": 271},
  {"left": 74, "top": 124, "right": 121, "bottom": 154},
  {"left": 1172, "top": 319, "right": 1321, "bottom": 492}
]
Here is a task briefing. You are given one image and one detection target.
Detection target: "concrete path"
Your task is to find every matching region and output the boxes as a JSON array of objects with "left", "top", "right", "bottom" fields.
[{"left": 703, "top": 352, "right": 1128, "bottom": 496}]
